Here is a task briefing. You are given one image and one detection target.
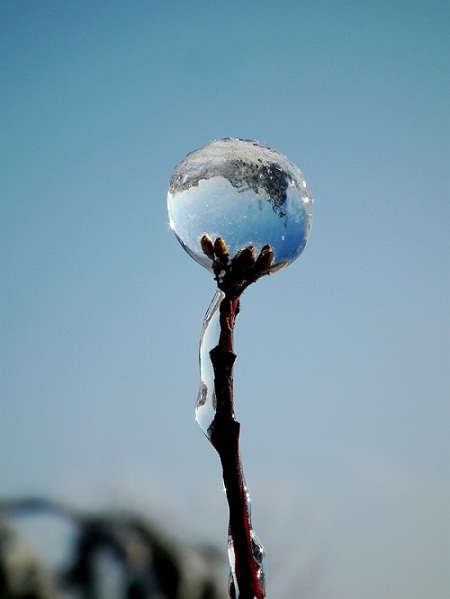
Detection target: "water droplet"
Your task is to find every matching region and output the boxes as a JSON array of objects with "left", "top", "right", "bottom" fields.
[{"left": 168, "top": 138, "right": 313, "bottom": 277}]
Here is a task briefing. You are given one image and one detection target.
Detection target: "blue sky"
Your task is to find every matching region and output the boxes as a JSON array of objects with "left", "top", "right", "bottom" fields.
[{"left": 1, "top": 2, "right": 449, "bottom": 597}]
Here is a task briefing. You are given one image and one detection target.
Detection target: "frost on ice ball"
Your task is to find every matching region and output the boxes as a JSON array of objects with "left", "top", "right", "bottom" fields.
[{"left": 167, "top": 138, "right": 313, "bottom": 277}]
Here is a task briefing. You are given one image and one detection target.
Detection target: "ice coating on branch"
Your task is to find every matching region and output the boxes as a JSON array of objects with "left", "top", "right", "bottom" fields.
[
  {"left": 228, "top": 496, "right": 266, "bottom": 598},
  {"left": 167, "top": 138, "right": 313, "bottom": 275},
  {"left": 195, "top": 289, "right": 223, "bottom": 437}
]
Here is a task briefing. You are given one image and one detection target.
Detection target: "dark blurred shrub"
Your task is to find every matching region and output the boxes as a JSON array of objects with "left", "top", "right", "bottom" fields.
[{"left": 0, "top": 498, "right": 227, "bottom": 599}]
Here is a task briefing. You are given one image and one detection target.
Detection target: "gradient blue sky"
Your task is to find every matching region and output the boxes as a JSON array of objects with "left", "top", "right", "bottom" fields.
[{"left": 1, "top": 2, "right": 449, "bottom": 598}]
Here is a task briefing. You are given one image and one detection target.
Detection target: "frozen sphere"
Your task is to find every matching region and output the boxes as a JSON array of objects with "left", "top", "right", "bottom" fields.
[{"left": 167, "top": 138, "right": 313, "bottom": 274}]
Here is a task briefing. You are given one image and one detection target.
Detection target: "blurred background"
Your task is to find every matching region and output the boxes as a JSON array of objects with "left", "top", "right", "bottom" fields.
[{"left": 1, "top": 2, "right": 449, "bottom": 598}]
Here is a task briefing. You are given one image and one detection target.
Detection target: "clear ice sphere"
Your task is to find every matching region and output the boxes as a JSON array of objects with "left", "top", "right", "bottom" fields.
[{"left": 167, "top": 138, "right": 313, "bottom": 274}]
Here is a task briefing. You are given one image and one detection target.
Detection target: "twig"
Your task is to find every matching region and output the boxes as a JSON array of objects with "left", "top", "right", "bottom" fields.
[
  {"left": 209, "top": 300, "right": 264, "bottom": 599},
  {"left": 201, "top": 236, "right": 272, "bottom": 599}
]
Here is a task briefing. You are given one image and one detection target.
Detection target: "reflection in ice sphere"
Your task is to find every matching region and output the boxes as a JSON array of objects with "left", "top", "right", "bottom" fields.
[{"left": 167, "top": 138, "right": 313, "bottom": 275}]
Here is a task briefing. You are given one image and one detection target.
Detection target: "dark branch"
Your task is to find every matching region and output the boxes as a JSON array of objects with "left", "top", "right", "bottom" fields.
[{"left": 201, "top": 236, "right": 269, "bottom": 599}]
